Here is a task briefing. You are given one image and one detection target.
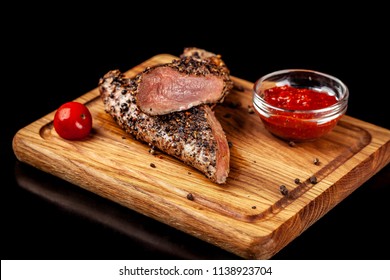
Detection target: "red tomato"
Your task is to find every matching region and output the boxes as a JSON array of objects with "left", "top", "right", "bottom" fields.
[{"left": 53, "top": 101, "right": 93, "bottom": 140}]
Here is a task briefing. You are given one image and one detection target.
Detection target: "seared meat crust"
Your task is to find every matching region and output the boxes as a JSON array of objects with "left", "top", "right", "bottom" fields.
[{"left": 99, "top": 69, "right": 230, "bottom": 184}]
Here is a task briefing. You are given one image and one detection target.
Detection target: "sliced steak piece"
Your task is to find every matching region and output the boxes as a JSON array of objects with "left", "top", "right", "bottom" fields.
[
  {"left": 99, "top": 69, "right": 230, "bottom": 184},
  {"left": 135, "top": 48, "right": 233, "bottom": 116}
]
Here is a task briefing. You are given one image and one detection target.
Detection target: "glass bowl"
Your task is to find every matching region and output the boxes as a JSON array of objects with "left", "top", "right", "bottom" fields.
[{"left": 253, "top": 69, "right": 349, "bottom": 142}]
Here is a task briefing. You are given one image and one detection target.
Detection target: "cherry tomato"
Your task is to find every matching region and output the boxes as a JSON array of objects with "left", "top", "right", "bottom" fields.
[{"left": 53, "top": 101, "right": 93, "bottom": 140}]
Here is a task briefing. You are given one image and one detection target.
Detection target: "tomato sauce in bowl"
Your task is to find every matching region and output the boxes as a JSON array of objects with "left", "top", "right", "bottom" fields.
[{"left": 253, "top": 69, "right": 349, "bottom": 142}]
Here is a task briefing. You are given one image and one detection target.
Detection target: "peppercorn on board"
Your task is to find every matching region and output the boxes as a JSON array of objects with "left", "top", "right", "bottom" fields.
[{"left": 12, "top": 54, "right": 390, "bottom": 259}]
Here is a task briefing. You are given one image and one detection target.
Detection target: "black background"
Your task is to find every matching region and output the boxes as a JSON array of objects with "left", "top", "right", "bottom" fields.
[{"left": 3, "top": 5, "right": 389, "bottom": 260}]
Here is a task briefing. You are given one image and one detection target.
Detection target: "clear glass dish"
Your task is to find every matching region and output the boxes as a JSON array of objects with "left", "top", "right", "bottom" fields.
[{"left": 253, "top": 69, "right": 349, "bottom": 142}]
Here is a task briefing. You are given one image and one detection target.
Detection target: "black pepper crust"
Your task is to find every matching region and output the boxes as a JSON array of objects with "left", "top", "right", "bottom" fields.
[
  {"left": 142, "top": 56, "right": 230, "bottom": 77},
  {"left": 99, "top": 69, "right": 228, "bottom": 182}
]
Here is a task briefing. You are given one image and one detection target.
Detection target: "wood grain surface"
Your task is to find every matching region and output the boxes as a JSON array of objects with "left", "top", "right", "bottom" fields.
[{"left": 12, "top": 54, "right": 390, "bottom": 259}]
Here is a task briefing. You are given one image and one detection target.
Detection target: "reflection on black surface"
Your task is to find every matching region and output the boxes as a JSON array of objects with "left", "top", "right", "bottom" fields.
[
  {"left": 12, "top": 160, "right": 390, "bottom": 260},
  {"left": 14, "top": 161, "right": 240, "bottom": 260}
]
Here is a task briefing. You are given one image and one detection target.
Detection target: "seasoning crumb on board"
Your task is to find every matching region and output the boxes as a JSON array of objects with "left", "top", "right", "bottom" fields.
[
  {"left": 294, "top": 178, "right": 301, "bottom": 184},
  {"left": 288, "top": 141, "right": 296, "bottom": 147},
  {"left": 309, "top": 176, "right": 318, "bottom": 184},
  {"left": 150, "top": 163, "right": 156, "bottom": 168},
  {"left": 313, "top": 157, "right": 321, "bottom": 165},
  {"left": 227, "top": 101, "right": 241, "bottom": 109},
  {"left": 233, "top": 83, "right": 245, "bottom": 92},
  {"left": 279, "top": 185, "right": 289, "bottom": 196},
  {"left": 187, "top": 193, "right": 194, "bottom": 201}
]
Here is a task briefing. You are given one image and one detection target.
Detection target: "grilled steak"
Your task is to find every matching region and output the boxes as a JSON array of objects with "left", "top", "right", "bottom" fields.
[
  {"left": 135, "top": 48, "right": 233, "bottom": 116},
  {"left": 98, "top": 69, "right": 230, "bottom": 184}
]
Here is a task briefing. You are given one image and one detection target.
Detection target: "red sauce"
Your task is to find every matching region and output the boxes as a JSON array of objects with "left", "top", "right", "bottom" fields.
[
  {"left": 264, "top": 85, "right": 338, "bottom": 110},
  {"left": 258, "top": 85, "right": 341, "bottom": 141}
]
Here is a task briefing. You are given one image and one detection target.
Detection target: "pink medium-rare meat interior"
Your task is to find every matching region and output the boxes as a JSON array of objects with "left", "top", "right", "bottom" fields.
[{"left": 136, "top": 66, "right": 224, "bottom": 116}]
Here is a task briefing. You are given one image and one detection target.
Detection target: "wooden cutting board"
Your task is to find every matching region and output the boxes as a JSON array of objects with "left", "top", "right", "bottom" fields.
[{"left": 12, "top": 54, "right": 390, "bottom": 259}]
